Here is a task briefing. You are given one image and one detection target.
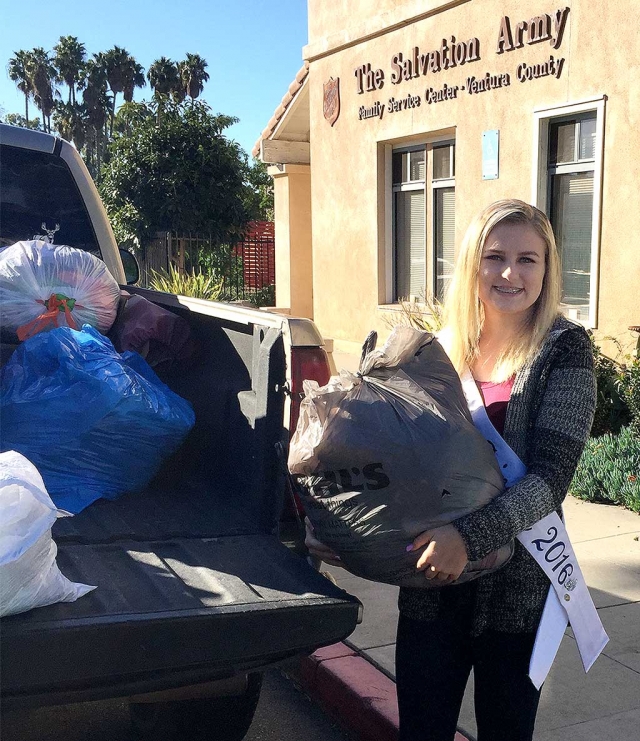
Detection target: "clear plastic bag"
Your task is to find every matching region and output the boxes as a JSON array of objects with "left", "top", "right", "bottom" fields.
[
  {"left": 0, "top": 240, "right": 121, "bottom": 341},
  {"left": 289, "top": 326, "right": 513, "bottom": 588},
  {"left": 0, "top": 450, "right": 95, "bottom": 617}
]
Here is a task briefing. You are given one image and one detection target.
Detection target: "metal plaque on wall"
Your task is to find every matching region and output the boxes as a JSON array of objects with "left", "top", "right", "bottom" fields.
[{"left": 482, "top": 130, "right": 500, "bottom": 180}]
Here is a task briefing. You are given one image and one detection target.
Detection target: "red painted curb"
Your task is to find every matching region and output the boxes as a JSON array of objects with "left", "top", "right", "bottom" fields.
[{"left": 288, "top": 642, "right": 470, "bottom": 741}]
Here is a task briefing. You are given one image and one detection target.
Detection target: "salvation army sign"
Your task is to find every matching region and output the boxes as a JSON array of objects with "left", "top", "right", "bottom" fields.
[
  {"left": 348, "top": 4, "right": 571, "bottom": 122},
  {"left": 323, "top": 77, "right": 341, "bottom": 126}
]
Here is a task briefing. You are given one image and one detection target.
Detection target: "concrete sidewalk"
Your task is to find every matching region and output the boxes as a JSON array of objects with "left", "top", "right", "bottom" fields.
[{"left": 291, "top": 497, "right": 640, "bottom": 741}]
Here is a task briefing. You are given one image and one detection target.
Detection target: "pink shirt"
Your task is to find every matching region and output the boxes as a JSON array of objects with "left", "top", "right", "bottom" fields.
[{"left": 475, "top": 377, "right": 515, "bottom": 435}]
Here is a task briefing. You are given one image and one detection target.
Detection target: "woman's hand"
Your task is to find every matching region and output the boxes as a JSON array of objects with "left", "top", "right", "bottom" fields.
[
  {"left": 305, "top": 517, "right": 344, "bottom": 568},
  {"left": 408, "top": 524, "right": 469, "bottom": 583}
]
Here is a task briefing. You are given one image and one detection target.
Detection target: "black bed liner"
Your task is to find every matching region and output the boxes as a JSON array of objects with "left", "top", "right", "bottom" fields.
[
  {"left": 52, "top": 479, "right": 256, "bottom": 544},
  {"left": 3, "top": 480, "right": 360, "bottom": 709},
  {"left": 1, "top": 532, "right": 359, "bottom": 707}
]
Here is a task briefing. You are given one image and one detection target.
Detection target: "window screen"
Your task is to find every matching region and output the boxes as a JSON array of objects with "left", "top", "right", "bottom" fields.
[
  {"left": 434, "top": 187, "right": 455, "bottom": 301},
  {"left": 547, "top": 114, "right": 596, "bottom": 322},
  {"left": 395, "top": 189, "right": 426, "bottom": 300},
  {"left": 550, "top": 172, "right": 594, "bottom": 320}
]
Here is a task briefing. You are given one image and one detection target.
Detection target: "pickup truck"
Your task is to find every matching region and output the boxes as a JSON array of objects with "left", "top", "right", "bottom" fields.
[{"left": 0, "top": 123, "right": 361, "bottom": 740}]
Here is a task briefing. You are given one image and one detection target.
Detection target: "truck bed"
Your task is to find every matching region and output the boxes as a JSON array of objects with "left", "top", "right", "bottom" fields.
[
  {"left": 2, "top": 527, "right": 358, "bottom": 709},
  {"left": 1, "top": 297, "right": 361, "bottom": 709},
  {"left": 0, "top": 128, "right": 360, "bottom": 717}
]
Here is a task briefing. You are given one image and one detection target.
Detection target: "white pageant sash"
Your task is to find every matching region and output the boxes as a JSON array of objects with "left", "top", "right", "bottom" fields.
[{"left": 460, "top": 369, "right": 608, "bottom": 689}]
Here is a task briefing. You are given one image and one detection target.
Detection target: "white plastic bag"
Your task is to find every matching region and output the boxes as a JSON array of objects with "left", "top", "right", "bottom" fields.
[
  {"left": 0, "top": 240, "right": 121, "bottom": 341},
  {"left": 0, "top": 451, "right": 95, "bottom": 617}
]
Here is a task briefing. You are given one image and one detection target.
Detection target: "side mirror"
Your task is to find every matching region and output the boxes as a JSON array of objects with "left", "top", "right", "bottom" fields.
[{"left": 119, "top": 247, "right": 140, "bottom": 285}]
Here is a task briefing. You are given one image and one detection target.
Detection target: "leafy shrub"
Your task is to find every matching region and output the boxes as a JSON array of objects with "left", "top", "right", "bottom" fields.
[
  {"left": 589, "top": 334, "right": 630, "bottom": 436},
  {"left": 617, "top": 355, "right": 640, "bottom": 438},
  {"left": 150, "top": 265, "right": 223, "bottom": 301},
  {"left": 571, "top": 427, "right": 640, "bottom": 513},
  {"left": 243, "top": 285, "right": 275, "bottom": 309}
]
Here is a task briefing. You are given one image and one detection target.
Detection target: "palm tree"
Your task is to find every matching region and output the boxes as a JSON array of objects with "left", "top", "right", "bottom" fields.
[
  {"left": 122, "top": 56, "right": 145, "bottom": 103},
  {"left": 53, "top": 100, "right": 87, "bottom": 151},
  {"left": 80, "top": 54, "right": 110, "bottom": 177},
  {"left": 147, "top": 57, "right": 180, "bottom": 122},
  {"left": 147, "top": 57, "right": 179, "bottom": 97},
  {"left": 29, "top": 47, "right": 58, "bottom": 132},
  {"left": 53, "top": 36, "right": 86, "bottom": 105},
  {"left": 173, "top": 62, "right": 188, "bottom": 104},
  {"left": 104, "top": 46, "right": 131, "bottom": 136},
  {"left": 180, "top": 53, "right": 210, "bottom": 102},
  {"left": 8, "top": 50, "right": 34, "bottom": 121}
]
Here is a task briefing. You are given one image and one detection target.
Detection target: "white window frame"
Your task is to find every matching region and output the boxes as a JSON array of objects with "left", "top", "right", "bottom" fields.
[
  {"left": 391, "top": 145, "right": 427, "bottom": 303},
  {"left": 431, "top": 141, "right": 456, "bottom": 302},
  {"left": 383, "top": 135, "right": 455, "bottom": 305},
  {"left": 531, "top": 96, "right": 606, "bottom": 328}
]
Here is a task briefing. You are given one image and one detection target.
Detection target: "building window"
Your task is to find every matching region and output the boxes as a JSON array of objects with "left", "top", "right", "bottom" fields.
[
  {"left": 548, "top": 114, "right": 597, "bottom": 322},
  {"left": 533, "top": 98, "right": 605, "bottom": 327},
  {"left": 432, "top": 143, "right": 455, "bottom": 302},
  {"left": 391, "top": 142, "right": 455, "bottom": 303},
  {"left": 393, "top": 148, "right": 426, "bottom": 301}
]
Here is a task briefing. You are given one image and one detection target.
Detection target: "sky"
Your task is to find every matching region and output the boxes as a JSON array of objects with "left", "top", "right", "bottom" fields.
[{"left": 1, "top": 0, "right": 309, "bottom": 157}]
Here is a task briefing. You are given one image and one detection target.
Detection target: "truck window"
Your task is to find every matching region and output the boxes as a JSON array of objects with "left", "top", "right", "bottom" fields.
[{"left": 0, "top": 144, "right": 101, "bottom": 256}]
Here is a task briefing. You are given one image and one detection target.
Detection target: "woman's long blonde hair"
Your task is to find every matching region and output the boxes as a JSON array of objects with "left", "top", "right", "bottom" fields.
[{"left": 443, "top": 199, "right": 562, "bottom": 381}]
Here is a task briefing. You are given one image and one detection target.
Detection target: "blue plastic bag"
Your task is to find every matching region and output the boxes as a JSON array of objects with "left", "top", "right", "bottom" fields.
[{"left": 1, "top": 325, "right": 195, "bottom": 514}]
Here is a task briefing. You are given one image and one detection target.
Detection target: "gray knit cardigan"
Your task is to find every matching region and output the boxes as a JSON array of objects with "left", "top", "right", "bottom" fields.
[{"left": 398, "top": 315, "right": 597, "bottom": 634}]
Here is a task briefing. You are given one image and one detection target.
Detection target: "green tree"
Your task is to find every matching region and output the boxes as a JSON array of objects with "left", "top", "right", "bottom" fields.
[
  {"left": 112, "top": 99, "right": 153, "bottom": 137},
  {"left": 100, "top": 100, "right": 250, "bottom": 249},
  {"left": 243, "top": 158, "right": 274, "bottom": 221},
  {"left": 2, "top": 112, "right": 42, "bottom": 130},
  {"left": 180, "top": 53, "right": 210, "bottom": 102},
  {"left": 8, "top": 50, "right": 34, "bottom": 122},
  {"left": 52, "top": 100, "right": 87, "bottom": 150},
  {"left": 53, "top": 36, "right": 86, "bottom": 104}
]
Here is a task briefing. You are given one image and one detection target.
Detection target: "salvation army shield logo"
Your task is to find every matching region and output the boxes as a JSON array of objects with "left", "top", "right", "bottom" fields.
[{"left": 323, "top": 77, "right": 340, "bottom": 126}]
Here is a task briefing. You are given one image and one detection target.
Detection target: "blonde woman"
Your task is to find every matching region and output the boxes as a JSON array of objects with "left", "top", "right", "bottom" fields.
[
  {"left": 306, "top": 200, "right": 596, "bottom": 739},
  {"left": 395, "top": 200, "right": 596, "bottom": 740}
]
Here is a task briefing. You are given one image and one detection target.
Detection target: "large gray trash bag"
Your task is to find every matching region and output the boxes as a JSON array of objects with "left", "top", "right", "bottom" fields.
[{"left": 289, "top": 326, "right": 513, "bottom": 588}]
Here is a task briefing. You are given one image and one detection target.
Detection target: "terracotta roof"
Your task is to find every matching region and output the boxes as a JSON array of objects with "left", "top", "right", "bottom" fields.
[{"left": 252, "top": 61, "right": 309, "bottom": 158}]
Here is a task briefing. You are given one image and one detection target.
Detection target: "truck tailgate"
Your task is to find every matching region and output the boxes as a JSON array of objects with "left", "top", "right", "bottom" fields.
[{"left": 1, "top": 533, "right": 360, "bottom": 708}]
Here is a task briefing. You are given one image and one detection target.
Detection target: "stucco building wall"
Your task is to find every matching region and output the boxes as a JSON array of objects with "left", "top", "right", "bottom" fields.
[{"left": 266, "top": 0, "right": 640, "bottom": 356}]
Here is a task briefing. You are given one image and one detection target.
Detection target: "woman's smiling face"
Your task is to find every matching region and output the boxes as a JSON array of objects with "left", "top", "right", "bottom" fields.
[{"left": 478, "top": 222, "right": 547, "bottom": 323}]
